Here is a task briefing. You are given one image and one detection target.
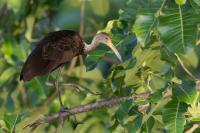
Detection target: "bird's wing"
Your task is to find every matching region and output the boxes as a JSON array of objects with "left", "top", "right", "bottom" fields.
[{"left": 42, "top": 40, "right": 74, "bottom": 62}]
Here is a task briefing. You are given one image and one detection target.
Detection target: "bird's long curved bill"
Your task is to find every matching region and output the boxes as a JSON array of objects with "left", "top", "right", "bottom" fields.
[{"left": 106, "top": 42, "right": 123, "bottom": 63}]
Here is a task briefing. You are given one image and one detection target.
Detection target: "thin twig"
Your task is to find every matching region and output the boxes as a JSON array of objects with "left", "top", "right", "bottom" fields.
[
  {"left": 78, "top": 0, "right": 85, "bottom": 79},
  {"left": 175, "top": 53, "right": 198, "bottom": 81},
  {"left": 25, "top": 93, "right": 150, "bottom": 132},
  {"left": 185, "top": 123, "right": 200, "bottom": 133},
  {"left": 55, "top": 67, "right": 64, "bottom": 108},
  {"left": 54, "top": 66, "right": 65, "bottom": 131},
  {"left": 80, "top": 0, "right": 85, "bottom": 36},
  {"left": 45, "top": 81, "right": 100, "bottom": 95},
  {"left": 79, "top": 55, "right": 84, "bottom": 79}
]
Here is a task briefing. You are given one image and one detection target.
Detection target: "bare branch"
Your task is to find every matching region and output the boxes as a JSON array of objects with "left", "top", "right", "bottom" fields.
[
  {"left": 185, "top": 123, "right": 200, "bottom": 133},
  {"left": 25, "top": 93, "right": 150, "bottom": 131},
  {"left": 80, "top": 0, "right": 85, "bottom": 36}
]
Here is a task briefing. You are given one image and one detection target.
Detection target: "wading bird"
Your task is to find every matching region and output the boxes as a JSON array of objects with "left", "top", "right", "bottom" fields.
[{"left": 20, "top": 30, "right": 122, "bottom": 108}]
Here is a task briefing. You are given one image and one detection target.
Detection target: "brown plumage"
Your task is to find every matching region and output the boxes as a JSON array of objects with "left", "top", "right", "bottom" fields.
[
  {"left": 20, "top": 30, "right": 84, "bottom": 81},
  {"left": 20, "top": 30, "right": 122, "bottom": 81}
]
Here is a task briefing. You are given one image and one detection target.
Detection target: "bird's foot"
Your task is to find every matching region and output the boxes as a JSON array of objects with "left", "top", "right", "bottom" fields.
[
  {"left": 57, "top": 106, "right": 69, "bottom": 128},
  {"left": 58, "top": 106, "right": 83, "bottom": 128}
]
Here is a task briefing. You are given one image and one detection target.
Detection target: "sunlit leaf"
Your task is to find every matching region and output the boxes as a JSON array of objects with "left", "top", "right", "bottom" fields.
[
  {"left": 7, "top": 0, "right": 21, "bottom": 12},
  {"left": 0, "top": 67, "right": 17, "bottom": 84},
  {"left": 13, "top": 43, "right": 27, "bottom": 62},
  {"left": 25, "top": 15, "right": 35, "bottom": 41},
  {"left": 175, "top": 0, "right": 187, "bottom": 5},
  {"left": 90, "top": 0, "right": 110, "bottom": 16},
  {"left": 188, "top": 103, "right": 200, "bottom": 121},
  {"left": 1, "top": 42, "right": 15, "bottom": 65}
]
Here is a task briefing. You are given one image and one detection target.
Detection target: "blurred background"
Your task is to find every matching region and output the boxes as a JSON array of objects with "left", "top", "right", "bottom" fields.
[
  {"left": 1, "top": 0, "right": 199, "bottom": 133},
  {"left": 0, "top": 0, "right": 133, "bottom": 132}
]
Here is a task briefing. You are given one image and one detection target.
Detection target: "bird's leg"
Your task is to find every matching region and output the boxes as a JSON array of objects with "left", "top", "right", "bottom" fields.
[
  {"left": 55, "top": 66, "right": 65, "bottom": 110},
  {"left": 54, "top": 66, "right": 70, "bottom": 130}
]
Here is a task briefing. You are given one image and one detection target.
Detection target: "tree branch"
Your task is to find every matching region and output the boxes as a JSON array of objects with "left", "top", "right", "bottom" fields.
[
  {"left": 25, "top": 93, "right": 150, "bottom": 132},
  {"left": 185, "top": 123, "right": 200, "bottom": 133}
]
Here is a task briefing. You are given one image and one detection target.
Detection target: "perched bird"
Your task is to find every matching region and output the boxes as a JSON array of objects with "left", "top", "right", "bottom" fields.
[{"left": 20, "top": 30, "right": 122, "bottom": 81}]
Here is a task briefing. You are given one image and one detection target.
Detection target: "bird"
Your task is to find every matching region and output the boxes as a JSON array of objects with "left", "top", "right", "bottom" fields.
[
  {"left": 20, "top": 30, "right": 122, "bottom": 112},
  {"left": 20, "top": 30, "right": 122, "bottom": 81}
]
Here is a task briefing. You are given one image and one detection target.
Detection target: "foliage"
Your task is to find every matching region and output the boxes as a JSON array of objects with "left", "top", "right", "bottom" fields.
[{"left": 0, "top": 0, "right": 200, "bottom": 133}]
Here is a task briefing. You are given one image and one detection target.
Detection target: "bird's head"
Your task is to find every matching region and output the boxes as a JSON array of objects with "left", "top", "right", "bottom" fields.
[
  {"left": 93, "top": 32, "right": 122, "bottom": 62},
  {"left": 94, "top": 32, "right": 112, "bottom": 44}
]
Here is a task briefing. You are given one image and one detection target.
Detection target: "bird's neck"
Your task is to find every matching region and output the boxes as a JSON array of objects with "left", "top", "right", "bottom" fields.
[{"left": 83, "top": 38, "right": 99, "bottom": 54}]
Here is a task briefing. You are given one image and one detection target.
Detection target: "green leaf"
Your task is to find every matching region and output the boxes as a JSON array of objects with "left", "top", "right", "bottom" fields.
[
  {"left": 6, "top": 93, "right": 15, "bottom": 112},
  {"left": 173, "top": 80, "right": 197, "bottom": 104},
  {"left": 127, "top": 115, "right": 143, "bottom": 133},
  {"left": 189, "top": 0, "right": 200, "bottom": 13},
  {"left": 119, "top": 8, "right": 135, "bottom": 22},
  {"left": 109, "top": 66, "right": 125, "bottom": 93},
  {"left": 128, "top": 106, "right": 142, "bottom": 116},
  {"left": 26, "top": 78, "right": 47, "bottom": 106},
  {"left": 163, "top": 99, "right": 187, "bottom": 133},
  {"left": 115, "top": 100, "right": 133, "bottom": 124},
  {"left": 1, "top": 42, "right": 15, "bottom": 65},
  {"left": 49, "top": 100, "right": 60, "bottom": 113},
  {"left": 142, "top": 116, "right": 155, "bottom": 132},
  {"left": 151, "top": 89, "right": 164, "bottom": 103},
  {"left": 0, "top": 67, "right": 17, "bottom": 84},
  {"left": 193, "top": 0, "right": 200, "bottom": 6},
  {"left": 125, "top": 44, "right": 166, "bottom": 86},
  {"left": 90, "top": 0, "right": 110, "bottom": 16},
  {"left": 175, "top": 0, "right": 187, "bottom": 5},
  {"left": 85, "top": 49, "right": 107, "bottom": 71},
  {"left": 115, "top": 33, "right": 136, "bottom": 59},
  {"left": 158, "top": 7, "right": 200, "bottom": 53},
  {"left": 133, "top": 9, "right": 157, "bottom": 46},
  {"left": 4, "top": 114, "right": 19, "bottom": 132},
  {"left": 160, "top": 47, "right": 177, "bottom": 66}
]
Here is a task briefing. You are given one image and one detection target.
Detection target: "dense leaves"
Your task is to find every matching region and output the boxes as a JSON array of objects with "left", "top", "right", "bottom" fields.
[
  {"left": 0, "top": 0, "right": 200, "bottom": 133},
  {"left": 158, "top": 7, "right": 200, "bottom": 53}
]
